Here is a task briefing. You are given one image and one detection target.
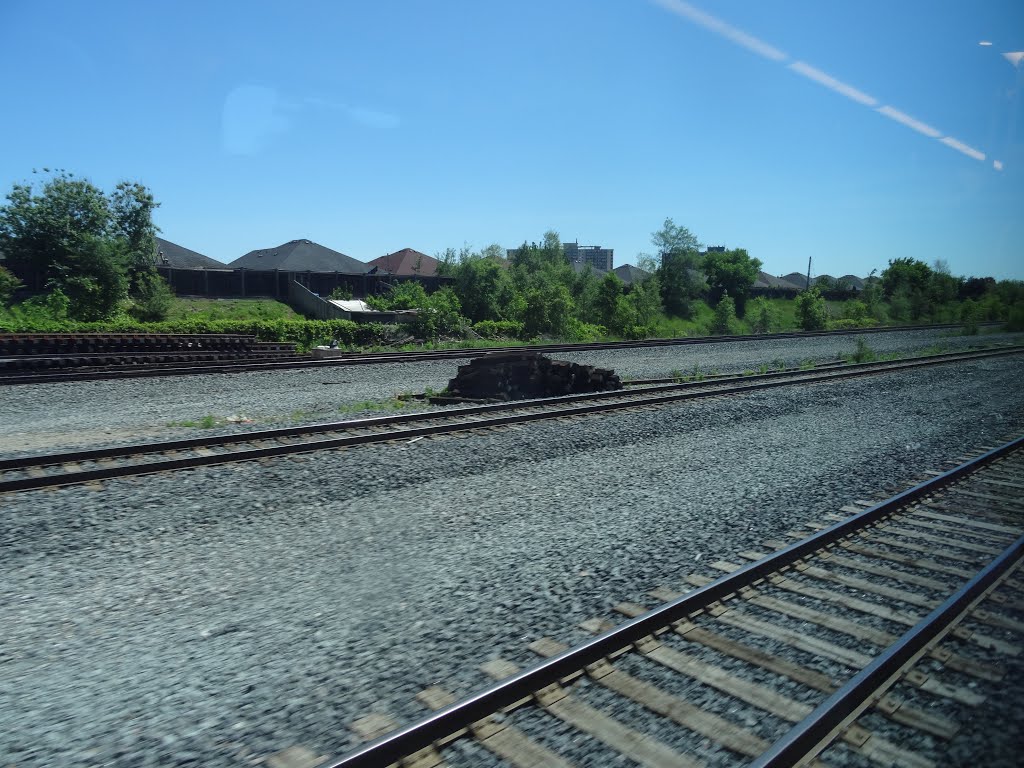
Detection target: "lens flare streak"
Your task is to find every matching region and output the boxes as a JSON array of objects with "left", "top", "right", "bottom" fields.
[{"left": 651, "top": 0, "right": 999, "bottom": 168}]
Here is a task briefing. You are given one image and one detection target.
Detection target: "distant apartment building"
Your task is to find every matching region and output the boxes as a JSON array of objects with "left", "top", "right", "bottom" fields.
[{"left": 564, "top": 241, "right": 613, "bottom": 271}]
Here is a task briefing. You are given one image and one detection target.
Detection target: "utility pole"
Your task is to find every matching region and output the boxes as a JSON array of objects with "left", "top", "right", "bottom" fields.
[{"left": 806, "top": 256, "right": 812, "bottom": 290}]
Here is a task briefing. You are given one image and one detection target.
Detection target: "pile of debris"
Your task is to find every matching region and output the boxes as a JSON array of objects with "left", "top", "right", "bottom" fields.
[{"left": 444, "top": 352, "right": 622, "bottom": 401}]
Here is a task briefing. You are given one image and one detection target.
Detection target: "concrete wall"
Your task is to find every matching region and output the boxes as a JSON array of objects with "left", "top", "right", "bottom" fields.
[{"left": 288, "top": 280, "right": 352, "bottom": 320}]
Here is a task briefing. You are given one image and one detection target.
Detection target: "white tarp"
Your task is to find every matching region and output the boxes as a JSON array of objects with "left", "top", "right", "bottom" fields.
[{"left": 328, "top": 299, "right": 373, "bottom": 312}]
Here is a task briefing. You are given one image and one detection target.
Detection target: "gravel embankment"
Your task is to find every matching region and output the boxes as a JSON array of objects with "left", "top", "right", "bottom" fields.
[
  {"left": 1, "top": 327, "right": 1022, "bottom": 456},
  {"left": 2, "top": 356, "right": 1023, "bottom": 767}
]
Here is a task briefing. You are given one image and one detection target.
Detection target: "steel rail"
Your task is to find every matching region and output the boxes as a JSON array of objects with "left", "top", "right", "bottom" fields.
[
  {"left": 2, "top": 344, "right": 1017, "bottom": 474},
  {"left": 0, "top": 322, "right": 1000, "bottom": 385},
  {"left": 751, "top": 532, "right": 1024, "bottom": 768},
  {"left": 325, "top": 434, "right": 1024, "bottom": 768},
  {"left": 1, "top": 347, "right": 1020, "bottom": 495}
]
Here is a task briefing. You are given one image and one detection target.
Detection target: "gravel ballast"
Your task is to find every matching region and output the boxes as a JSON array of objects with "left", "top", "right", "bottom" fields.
[
  {"left": 1, "top": 327, "right": 1021, "bottom": 456},
  {"left": 2, "top": 355, "right": 1023, "bottom": 766}
]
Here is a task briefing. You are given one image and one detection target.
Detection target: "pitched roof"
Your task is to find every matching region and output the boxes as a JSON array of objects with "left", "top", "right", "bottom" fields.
[
  {"left": 229, "top": 239, "right": 368, "bottom": 273},
  {"left": 366, "top": 248, "right": 439, "bottom": 276},
  {"left": 780, "top": 272, "right": 811, "bottom": 289},
  {"left": 571, "top": 261, "right": 606, "bottom": 276},
  {"left": 753, "top": 271, "right": 800, "bottom": 289},
  {"left": 837, "top": 274, "right": 865, "bottom": 289},
  {"left": 613, "top": 264, "right": 652, "bottom": 285},
  {"left": 154, "top": 237, "right": 226, "bottom": 269}
]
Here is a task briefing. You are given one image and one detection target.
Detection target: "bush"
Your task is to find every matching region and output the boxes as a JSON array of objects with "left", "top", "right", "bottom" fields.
[
  {"left": 960, "top": 299, "right": 980, "bottom": 335},
  {"left": 563, "top": 319, "right": 606, "bottom": 342},
  {"left": 849, "top": 338, "right": 876, "bottom": 363},
  {"left": 749, "top": 297, "right": 776, "bottom": 333},
  {"left": 795, "top": 288, "right": 828, "bottom": 331},
  {"left": 0, "top": 265, "right": 22, "bottom": 305},
  {"left": 1006, "top": 305, "right": 1024, "bottom": 332},
  {"left": 710, "top": 294, "right": 740, "bottom": 334},
  {"left": 472, "top": 319, "right": 525, "bottom": 339},
  {"left": 129, "top": 270, "right": 174, "bottom": 321}
]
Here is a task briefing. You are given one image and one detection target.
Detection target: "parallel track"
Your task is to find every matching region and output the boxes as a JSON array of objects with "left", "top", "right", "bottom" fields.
[
  {"left": 2, "top": 346, "right": 1021, "bottom": 494},
  {"left": 324, "top": 435, "right": 1024, "bottom": 768},
  {"left": 0, "top": 322, "right": 999, "bottom": 385}
]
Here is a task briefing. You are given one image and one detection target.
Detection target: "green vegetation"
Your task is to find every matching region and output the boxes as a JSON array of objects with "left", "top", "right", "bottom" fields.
[
  {"left": 165, "top": 297, "right": 302, "bottom": 322},
  {"left": 711, "top": 294, "right": 740, "bottom": 334},
  {"left": 0, "top": 170, "right": 171, "bottom": 321},
  {"left": 703, "top": 248, "right": 762, "bottom": 316},
  {"left": 1, "top": 178, "right": 1020, "bottom": 350},
  {"left": 849, "top": 339, "right": 877, "bottom": 363},
  {"left": 795, "top": 287, "right": 828, "bottom": 331},
  {"left": 167, "top": 414, "right": 221, "bottom": 429}
]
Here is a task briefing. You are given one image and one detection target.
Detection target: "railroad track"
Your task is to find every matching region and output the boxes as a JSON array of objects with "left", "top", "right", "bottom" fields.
[
  {"left": 304, "top": 434, "right": 1024, "bottom": 768},
  {"left": 0, "top": 322, "right": 999, "bottom": 385},
  {"left": 2, "top": 346, "right": 1021, "bottom": 495}
]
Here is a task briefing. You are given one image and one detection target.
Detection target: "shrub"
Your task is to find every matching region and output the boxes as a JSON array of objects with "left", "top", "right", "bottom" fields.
[
  {"left": 129, "top": 270, "right": 174, "bottom": 321},
  {"left": 472, "top": 319, "right": 525, "bottom": 339},
  {"left": 849, "top": 338, "right": 876, "bottom": 363},
  {"left": 827, "top": 317, "right": 877, "bottom": 331},
  {"left": 0, "top": 266, "right": 22, "bottom": 305},
  {"left": 795, "top": 288, "right": 827, "bottom": 331},
  {"left": 749, "top": 297, "right": 776, "bottom": 334},
  {"left": 1006, "top": 305, "right": 1024, "bottom": 332},
  {"left": 710, "top": 294, "right": 739, "bottom": 334}
]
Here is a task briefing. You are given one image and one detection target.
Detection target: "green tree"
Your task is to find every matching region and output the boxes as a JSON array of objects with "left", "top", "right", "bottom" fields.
[
  {"left": 652, "top": 218, "right": 703, "bottom": 318},
  {"left": 0, "top": 265, "right": 22, "bottom": 306},
  {"left": 651, "top": 217, "right": 700, "bottom": 254},
  {"left": 0, "top": 170, "right": 161, "bottom": 321},
  {"left": 523, "top": 282, "right": 574, "bottom": 338},
  {"left": 451, "top": 253, "right": 507, "bottom": 322},
  {"left": 711, "top": 293, "right": 739, "bottom": 334},
  {"left": 57, "top": 234, "right": 129, "bottom": 321},
  {"left": 881, "top": 258, "right": 934, "bottom": 320},
  {"left": 130, "top": 269, "right": 175, "bottom": 321},
  {"left": 110, "top": 181, "right": 160, "bottom": 284},
  {"left": 795, "top": 287, "right": 827, "bottom": 330},
  {"left": 595, "top": 271, "right": 624, "bottom": 328},
  {"left": 626, "top": 274, "right": 662, "bottom": 327},
  {"left": 702, "top": 248, "right": 762, "bottom": 316},
  {"left": 749, "top": 297, "right": 776, "bottom": 333}
]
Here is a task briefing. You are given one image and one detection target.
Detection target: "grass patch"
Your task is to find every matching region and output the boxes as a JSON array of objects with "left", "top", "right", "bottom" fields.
[
  {"left": 165, "top": 297, "right": 302, "bottom": 322},
  {"left": 167, "top": 414, "right": 221, "bottom": 429},
  {"left": 337, "top": 397, "right": 409, "bottom": 415}
]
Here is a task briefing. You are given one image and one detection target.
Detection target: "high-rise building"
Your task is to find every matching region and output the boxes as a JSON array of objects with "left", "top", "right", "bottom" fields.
[{"left": 564, "top": 241, "right": 613, "bottom": 271}]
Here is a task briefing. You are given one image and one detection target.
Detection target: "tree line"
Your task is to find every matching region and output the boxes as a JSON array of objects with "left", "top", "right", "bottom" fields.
[
  {"left": 0, "top": 170, "right": 173, "bottom": 321},
  {"left": 2, "top": 172, "right": 1020, "bottom": 339}
]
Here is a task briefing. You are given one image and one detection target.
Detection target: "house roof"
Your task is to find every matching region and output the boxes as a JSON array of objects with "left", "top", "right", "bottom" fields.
[
  {"left": 366, "top": 248, "right": 439, "bottom": 276},
  {"left": 229, "top": 239, "right": 368, "bottom": 273},
  {"left": 613, "top": 264, "right": 652, "bottom": 285},
  {"left": 571, "top": 262, "right": 606, "bottom": 277},
  {"left": 154, "top": 237, "right": 226, "bottom": 269},
  {"left": 837, "top": 274, "right": 865, "bottom": 289},
  {"left": 753, "top": 271, "right": 800, "bottom": 289},
  {"left": 778, "top": 272, "right": 810, "bottom": 289}
]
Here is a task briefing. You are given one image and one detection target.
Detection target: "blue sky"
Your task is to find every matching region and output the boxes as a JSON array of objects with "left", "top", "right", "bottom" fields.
[{"left": 1, "top": 0, "right": 1021, "bottom": 279}]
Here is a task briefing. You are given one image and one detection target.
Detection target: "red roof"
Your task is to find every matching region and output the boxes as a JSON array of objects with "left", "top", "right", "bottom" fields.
[{"left": 367, "top": 248, "right": 439, "bottom": 276}]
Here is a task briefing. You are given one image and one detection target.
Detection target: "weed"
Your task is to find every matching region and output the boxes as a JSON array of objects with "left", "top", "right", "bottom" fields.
[
  {"left": 799, "top": 359, "right": 815, "bottom": 371},
  {"left": 337, "top": 397, "right": 408, "bottom": 415},
  {"left": 849, "top": 339, "right": 877, "bottom": 364},
  {"left": 168, "top": 414, "right": 220, "bottom": 428}
]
